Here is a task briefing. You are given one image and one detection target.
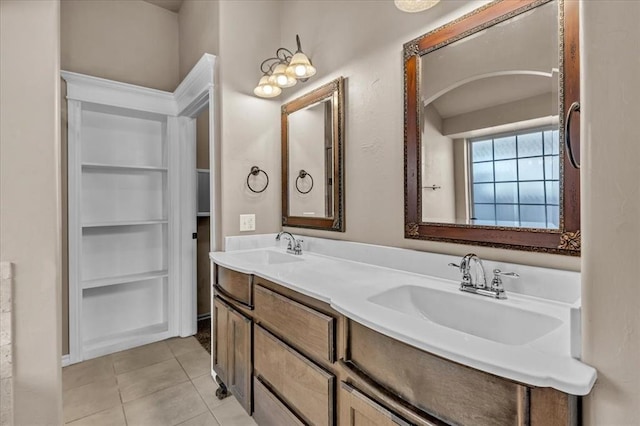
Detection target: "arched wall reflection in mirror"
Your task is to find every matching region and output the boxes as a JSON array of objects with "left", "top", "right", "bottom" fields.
[
  {"left": 282, "top": 77, "right": 345, "bottom": 231},
  {"left": 404, "top": 0, "right": 581, "bottom": 255}
]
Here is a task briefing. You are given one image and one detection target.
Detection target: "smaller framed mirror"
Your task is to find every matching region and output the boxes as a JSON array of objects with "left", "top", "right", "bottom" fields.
[{"left": 282, "top": 77, "right": 345, "bottom": 232}]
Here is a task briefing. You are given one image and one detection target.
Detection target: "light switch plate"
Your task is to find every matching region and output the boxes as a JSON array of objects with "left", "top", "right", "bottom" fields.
[{"left": 239, "top": 214, "right": 256, "bottom": 232}]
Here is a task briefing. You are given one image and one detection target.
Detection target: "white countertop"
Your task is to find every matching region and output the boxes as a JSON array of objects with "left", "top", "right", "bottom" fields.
[{"left": 210, "top": 236, "right": 596, "bottom": 396}]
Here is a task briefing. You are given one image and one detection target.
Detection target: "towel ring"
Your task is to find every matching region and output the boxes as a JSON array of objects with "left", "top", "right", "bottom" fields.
[
  {"left": 247, "top": 166, "right": 269, "bottom": 193},
  {"left": 295, "top": 169, "right": 314, "bottom": 194}
]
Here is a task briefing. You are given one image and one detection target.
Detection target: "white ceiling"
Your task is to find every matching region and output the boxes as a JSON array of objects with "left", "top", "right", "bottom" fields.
[
  {"left": 143, "top": 0, "right": 184, "bottom": 13},
  {"left": 423, "top": 1, "right": 558, "bottom": 120},
  {"left": 432, "top": 74, "right": 553, "bottom": 119}
]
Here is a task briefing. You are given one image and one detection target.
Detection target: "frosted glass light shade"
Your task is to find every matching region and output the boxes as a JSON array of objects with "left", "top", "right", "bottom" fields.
[
  {"left": 268, "top": 63, "right": 297, "bottom": 88},
  {"left": 254, "top": 75, "right": 282, "bottom": 98},
  {"left": 286, "top": 52, "right": 316, "bottom": 79},
  {"left": 394, "top": 0, "right": 440, "bottom": 13}
]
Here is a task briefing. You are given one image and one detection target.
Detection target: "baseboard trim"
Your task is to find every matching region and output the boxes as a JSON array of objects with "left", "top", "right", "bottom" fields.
[
  {"left": 197, "top": 313, "right": 211, "bottom": 321},
  {"left": 61, "top": 354, "right": 71, "bottom": 367}
]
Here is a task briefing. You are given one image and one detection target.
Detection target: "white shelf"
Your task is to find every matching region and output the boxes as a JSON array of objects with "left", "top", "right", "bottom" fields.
[
  {"left": 82, "top": 163, "right": 167, "bottom": 172},
  {"left": 83, "top": 322, "right": 169, "bottom": 357},
  {"left": 82, "top": 270, "right": 168, "bottom": 290},
  {"left": 82, "top": 219, "right": 168, "bottom": 228}
]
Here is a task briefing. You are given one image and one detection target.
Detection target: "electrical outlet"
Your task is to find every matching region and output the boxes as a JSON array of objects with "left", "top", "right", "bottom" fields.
[{"left": 239, "top": 214, "right": 256, "bottom": 232}]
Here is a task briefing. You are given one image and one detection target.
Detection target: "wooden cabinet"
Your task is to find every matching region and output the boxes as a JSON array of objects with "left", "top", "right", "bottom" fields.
[
  {"left": 212, "top": 264, "right": 578, "bottom": 426},
  {"left": 212, "top": 297, "right": 252, "bottom": 413},
  {"left": 344, "top": 320, "right": 527, "bottom": 426},
  {"left": 254, "top": 325, "right": 335, "bottom": 426}
]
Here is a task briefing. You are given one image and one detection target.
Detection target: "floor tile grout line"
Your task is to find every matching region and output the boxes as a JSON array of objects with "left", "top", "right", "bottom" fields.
[
  {"left": 114, "top": 353, "right": 176, "bottom": 377},
  {"left": 62, "top": 357, "right": 117, "bottom": 392},
  {"left": 64, "top": 352, "right": 173, "bottom": 392},
  {"left": 172, "top": 406, "right": 216, "bottom": 426},
  {"left": 120, "top": 403, "right": 129, "bottom": 426},
  {"left": 62, "top": 402, "right": 123, "bottom": 425},
  {"left": 120, "top": 376, "right": 192, "bottom": 406},
  {"left": 191, "top": 373, "right": 219, "bottom": 418}
]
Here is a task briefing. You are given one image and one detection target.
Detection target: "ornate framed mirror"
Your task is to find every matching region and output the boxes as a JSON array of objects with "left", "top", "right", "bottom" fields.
[
  {"left": 282, "top": 77, "right": 345, "bottom": 231},
  {"left": 404, "top": 0, "right": 580, "bottom": 255}
]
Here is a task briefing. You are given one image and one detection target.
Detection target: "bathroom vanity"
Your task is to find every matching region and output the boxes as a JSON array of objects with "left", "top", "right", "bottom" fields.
[{"left": 209, "top": 236, "right": 595, "bottom": 426}]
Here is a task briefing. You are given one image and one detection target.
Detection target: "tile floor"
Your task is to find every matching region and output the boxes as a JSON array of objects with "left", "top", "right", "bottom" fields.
[{"left": 62, "top": 337, "right": 257, "bottom": 426}]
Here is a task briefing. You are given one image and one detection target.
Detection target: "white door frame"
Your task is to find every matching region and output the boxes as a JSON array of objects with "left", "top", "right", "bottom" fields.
[{"left": 174, "top": 54, "right": 217, "bottom": 337}]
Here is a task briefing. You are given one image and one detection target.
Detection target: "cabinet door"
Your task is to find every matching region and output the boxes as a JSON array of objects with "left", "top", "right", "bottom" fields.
[
  {"left": 340, "top": 382, "right": 411, "bottom": 426},
  {"left": 227, "top": 304, "right": 253, "bottom": 414},
  {"left": 213, "top": 297, "right": 229, "bottom": 382}
]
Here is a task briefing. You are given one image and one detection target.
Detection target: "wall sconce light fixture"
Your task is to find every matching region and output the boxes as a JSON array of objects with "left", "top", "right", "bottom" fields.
[
  {"left": 254, "top": 35, "right": 316, "bottom": 98},
  {"left": 394, "top": 0, "right": 440, "bottom": 13}
]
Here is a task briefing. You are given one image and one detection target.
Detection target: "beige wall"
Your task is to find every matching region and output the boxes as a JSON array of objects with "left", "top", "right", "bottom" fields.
[
  {"left": 453, "top": 139, "right": 469, "bottom": 222},
  {"left": 279, "top": 0, "right": 578, "bottom": 271},
  {"left": 59, "top": 0, "right": 180, "bottom": 354},
  {"left": 0, "top": 1, "right": 63, "bottom": 423},
  {"left": 581, "top": 1, "right": 640, "bottom": 424},
  {"left": 422, "top": 105, "right": 456, "bottom": 222},
  {"left": 178, "top": 0, "right": 219, "bottom": 80},
  {"left": 218, "top": 1, "right": 282, "bottom": 245},
  {"left": 61, "top": 0, "right": 180, "bottom": 91}
]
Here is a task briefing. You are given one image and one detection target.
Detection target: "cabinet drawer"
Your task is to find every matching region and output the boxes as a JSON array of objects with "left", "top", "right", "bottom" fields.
[
  {"left": 254, "top": 376, "right": 305, "bottom": 426},
  {"left": 255, "top": 325, "right": 335, "bottom": 426},
  {"left": 215, "top": 265, "right": 253, "bottom": 308},
  {"left": 346, "top": 320, "right": 527, "bottom": 426},
  {"left": 255, "top": 284, "right": 335, "bottom": 363},
  {"left": 340, "top": 382, "right": 411, "bottom": 426}
]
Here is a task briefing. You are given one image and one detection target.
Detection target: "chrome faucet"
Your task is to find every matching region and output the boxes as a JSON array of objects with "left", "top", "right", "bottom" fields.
[
  {"left": 448, "top": 253, "right": 518, "bottom": 299},
  {"left": 275, "top": 232, "right": 304, "bottom": 255}
]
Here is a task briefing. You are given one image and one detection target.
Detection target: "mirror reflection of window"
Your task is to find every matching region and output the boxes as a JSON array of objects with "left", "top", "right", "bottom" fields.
[
  {"left": 419, "top": 0, "right": 559, "bottom": 230},
  {"left": 469, "top": 128, "right": 559, "bottom": 229}
]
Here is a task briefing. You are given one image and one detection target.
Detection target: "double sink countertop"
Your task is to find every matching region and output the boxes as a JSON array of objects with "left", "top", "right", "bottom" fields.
[{"left": 210, "top": 234, "right": 596, "bottom": 396}]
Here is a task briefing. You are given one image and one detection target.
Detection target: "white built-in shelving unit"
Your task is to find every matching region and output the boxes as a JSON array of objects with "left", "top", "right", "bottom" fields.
[
  {"left": 63, "top": 54, "right": 216, "bottom": 365},
  {"left": 65, "top": 89, "right": 176, "bottom": 361}
]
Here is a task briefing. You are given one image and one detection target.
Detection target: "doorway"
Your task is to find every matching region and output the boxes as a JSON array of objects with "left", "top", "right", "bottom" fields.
[{"left": 195, "top": 107, "right": 212, "bottom": 352}]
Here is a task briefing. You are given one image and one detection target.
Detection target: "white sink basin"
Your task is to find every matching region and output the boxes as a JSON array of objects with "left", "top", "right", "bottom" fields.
[
  {"left": 368, "top": 285, "right": 562, "bottom": 345},
  {"left": 226, "top": 250, "right": 303, "bottom": 266}
]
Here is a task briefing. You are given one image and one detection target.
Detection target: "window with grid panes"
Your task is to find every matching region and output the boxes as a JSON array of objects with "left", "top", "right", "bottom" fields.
[{"left": 469, "top": 128, "right": 560, "bottom": 229}]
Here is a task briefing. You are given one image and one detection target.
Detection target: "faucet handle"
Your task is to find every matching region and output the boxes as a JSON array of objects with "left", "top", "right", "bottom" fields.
[
  {"left": 449, "top": 262, "right": 472, "bottom": 286},
  {"left": 491, "top": 269, "right": 519, "bottom": 292},
  {"left": 493, "top": 269, "right": 519, "bottom": 278}
]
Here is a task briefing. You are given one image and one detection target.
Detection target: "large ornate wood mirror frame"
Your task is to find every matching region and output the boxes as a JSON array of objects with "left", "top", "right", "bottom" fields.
[
  {"left": 282, "top": 77, "right": 345, "bottom": 232},
  {"left": 404, "top": 0, "right": 580, "bottom": 255}
]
